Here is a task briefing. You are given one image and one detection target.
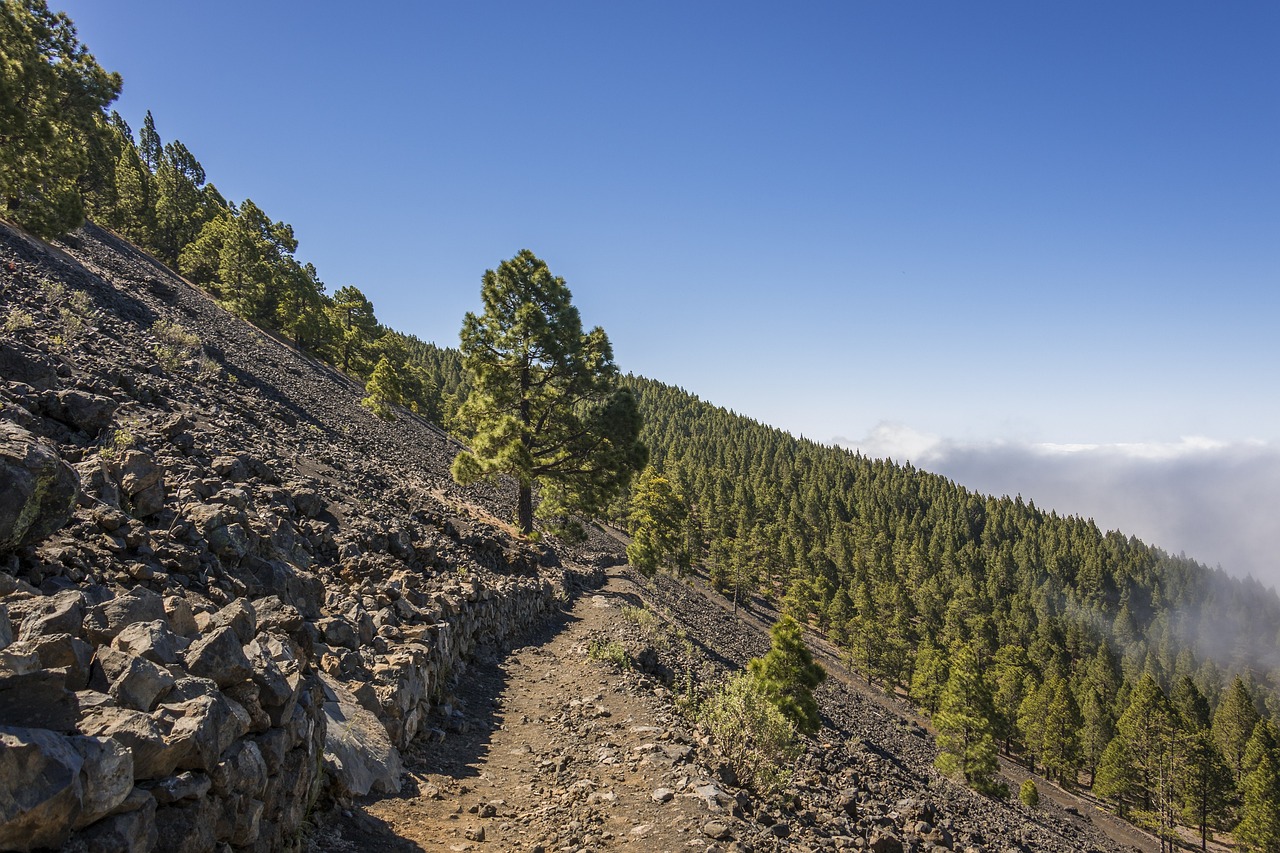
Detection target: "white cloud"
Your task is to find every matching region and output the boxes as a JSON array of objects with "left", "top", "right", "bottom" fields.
[{"left": 835, "top": 425, "right": 1280, "bottom": 589}]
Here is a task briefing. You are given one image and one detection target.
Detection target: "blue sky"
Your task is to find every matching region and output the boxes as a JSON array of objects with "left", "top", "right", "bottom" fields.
[{"left": 58, "top": 2, "right": 1279, "bottom": 583}]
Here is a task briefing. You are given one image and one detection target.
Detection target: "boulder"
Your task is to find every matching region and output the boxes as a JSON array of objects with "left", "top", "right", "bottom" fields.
[
  {"left": 78, "top": 707, "right": 184, "bottom": 780},
  {"left": 61, "top": 788, "right": 156, "bottom": 853},
  {"left": 0, "top": 727, "right": 131, "bottom": 850},
  {"left": 44, "top": 390, "right": 117, "bottom": 435},
  {"left": 320, "top": 673, "right": 402, "bottom": 796},
  {"left": 111, "top": 620, "right": 184, "bottom": 666},
  {"left": 25, "top": 632, "right": 93, "bottom": 689},
  {"left": 0, "top": 670, "right": 78, "bottom": 731},
  {"left": 203, "top": 598, "right": 256, "bottom": 644},
  {"left": 165, "top": 693, "right": 251, "bottom": 773},
  {"left": 17, "top": 588, "right": 84, "bottom": 640},
  {"left": 0, "top": 725, "right": 85, "bottom": 850},
  {"left": 0, "top": 422, "right": 79, "bottom": 552},
  {"left": 184, "top": 626, "right": 252, "bottom": 687},
  {"left": 97, "top": 648, "right": 175, "bottom": 712},
  {"left": 83, "top": 587, "right": 167, "bottom": 645}
]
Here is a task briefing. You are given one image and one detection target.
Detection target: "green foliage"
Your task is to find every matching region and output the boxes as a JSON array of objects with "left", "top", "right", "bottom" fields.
[
  {"left": 697, "top": 672, "right": 803, "bottom": 795},
  {"left": 151, "top": 318, "right": 200, "bottom": 371},
  {"left": 586, "top": 638, "right": 631, "bottom": 670},
  {"left": 626, "top": 465, "right": 690, "bottom": 574},
  {"left": 1176, "top": 727, "right": 1232, "bottom": 850},
  {"left": 747, "top": 615, "right": 826, "bottom": 736},
  {"left": 362, "top": 355, "right": 406, "bottom": 420},
  {"left": 452, "top": 251, "right": 646, "bottom": 535},
  {"left": 1236, "top": 720, "right": 1280, "bottom": 852},
  {"left": 1213, "top": 675, "right": 1261, "bottom": 785},
  {"left": 1019, "top": 779, "right": 1039, "bottom": 808},
  {"left": 0, "top": 0, "right": 121, "bottom": 237},
  {"left": 933, "top": 643, "right": 1004, "bottom": 796}
]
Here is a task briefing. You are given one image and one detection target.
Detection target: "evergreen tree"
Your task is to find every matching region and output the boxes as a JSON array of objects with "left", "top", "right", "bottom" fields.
[
  {"left": 362, "top": 355, "right": 406, "bottom": 419},
  {"left": 1236, "top": 720, "right": 1280, "bottom": 853},
  {"left": 747, "top": 615, "right": 827, "bottom": 736},
  {"left": 626, "top": 465, "right": 690, "bottom": 575},
  {"left": 1095, "top": 736, "right": 1139, "bottom": 817},
  {"left": 152, "top": 139, "right": 210, "bottom": 264},
  {"left": 452, "top": 251, "right": 646, "bottom": 535},
  {"left": 1176, "top": 728, "right": 1231, "bottom": 851},
  {"left": 908, "top": 636, "right": 948, "bottom": 715},
  {"left": 138, "top": 109, "right": 162, "bottom": 172},
  {"left": 328, "top": 285, "right": 380, "bottom": 376},
  {"left": 108, "top": 138, "right": 154, "bottom": 245},
  {"left": 0, "top": 0, "right": 121, "bottom": 236},
  {"left": 1213, "top": 675, "right": 1261, "bottom": 785},
  {"left": 934, "top": 643, "right": 1003, "bottom": 795}
]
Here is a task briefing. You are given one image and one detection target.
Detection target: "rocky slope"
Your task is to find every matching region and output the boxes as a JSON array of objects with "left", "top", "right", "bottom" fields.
[
  {"left": 0, "top": 219, "right": 1152, "bottom": 853},
  {"left": 0, "top": 220, "right": 614, "bottom": 852}
]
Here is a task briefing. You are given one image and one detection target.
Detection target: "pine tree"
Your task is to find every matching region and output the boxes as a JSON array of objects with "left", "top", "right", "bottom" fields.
[
  {"left": 909, "top": 636, "right": 948, "bottom": 715},
  {"left": 1176, "top": 728, "right": 1231, "bottom": 851},
  {"left": 1213, "top": 675, "right": 1261, "bottom": 785},
  {"left": 934, "top": 643, "right": 1003, "bottom": 795},
  {"left": 452, "top": 251, "right": 646, "bottom": 535},
  {"left": 626, "top": 465, "right": 690, "bottom": 575},
  {"left": 747, "top": 615, "right": 827, "bottom": 736},
  {"left": 362, "top": 355, "right": 406, "bottom": 419},
  {"left": 0, "top": 0, "right": 121, "bottom": 236},
  {"left": 1236, "top": 720, "right": 1280, "bottom": 853}
]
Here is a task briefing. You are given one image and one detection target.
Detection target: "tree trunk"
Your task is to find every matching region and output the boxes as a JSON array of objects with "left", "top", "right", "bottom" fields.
[{"left": 518, "top": 483, "right": 533, "bottom": 535}]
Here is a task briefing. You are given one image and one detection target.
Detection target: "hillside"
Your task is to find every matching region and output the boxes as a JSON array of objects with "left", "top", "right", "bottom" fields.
[{"left": 0, "top": 221, "right": 1149, "bottom": 852}]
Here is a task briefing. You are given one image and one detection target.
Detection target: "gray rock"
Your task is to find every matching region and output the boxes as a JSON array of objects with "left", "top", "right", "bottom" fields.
[
  {"left": 78, "top": 707, "right": 183, "bottom": 780},
  {"left": 70, "top": 735, "right": 134, "bottom": 829},
  {"left": 115, "top": 450, "right": 163, "bottom": 498},
  {"left": 47, "top": 390, "right": 117, "bottom": 435},
  {"left": 204, "top": 598, "right": 256, "bottom": 644},
  {"left": 163, "top": 596, "right": 199, "bottom": 638},
  {"left": 207, "top": 522, "right": 249, "bottom": 559},
  {"left": 111, "top": 619, "right": 184, "bottom": 665},
  {"left": 0, "top": 341, "right": 60, "bottom": 390},
  {"left": 97, "top": 648, "right": 174, "bottom": 711},
  {"left": 61, "top": 788, "right": 157, "bottom": 853},
  {"left": 165, "top": 693, "right": 251, "bottom": 773},
  {"left": 0, "top": 725, "right": 85, "bottom": 851},
  {"left": 83, "top": 587, "right": 167, "bottom": 645},
  {"left": 153, "top": 795, "right": 217, "bottom": 853},
  {"left": 26, "top": 632, "right": 94, "bottom": 689},
  {"left": 253, "top": 595, "right": 302, "bottom": 633},
  {"left": 0, "top": 670, "right": 79, "bottom": 731},
  {"left": 143, "top": 771, "right": 212, "bottom": 805},
  {"left": 18, "top": 588, "right": 84, "bottom": 640},
  {"left": 183, "top": 625, "right": 252, "bottom": 687},
  {"left": 320, "top": 673, "right": 403, "bottom": 796},
  {"left": 0, "top": 606, "right": 11, "bottom": 649}
]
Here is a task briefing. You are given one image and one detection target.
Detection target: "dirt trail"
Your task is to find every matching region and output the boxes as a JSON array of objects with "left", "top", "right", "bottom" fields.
[{"left": 309, "top": 568, "right": 732, "bottom": 852}]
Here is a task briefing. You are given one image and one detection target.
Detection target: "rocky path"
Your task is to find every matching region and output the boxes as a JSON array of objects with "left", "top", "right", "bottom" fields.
[{"left": 309, "top": 568, "right": 733, "bottom": 852}]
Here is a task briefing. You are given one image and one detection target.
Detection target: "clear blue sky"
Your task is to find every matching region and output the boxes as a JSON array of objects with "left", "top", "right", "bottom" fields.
[{"left": 57, "top": 2, "right": 1280, "bottom": 580}]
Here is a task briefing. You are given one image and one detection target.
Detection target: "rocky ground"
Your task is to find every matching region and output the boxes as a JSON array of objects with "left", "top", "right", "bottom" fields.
[
  {"left": 0, "top": 219, "right": 1158, "bottom": 853},
  {"left": 311, "top": 562, "right": 1157, "bottom": 853}
]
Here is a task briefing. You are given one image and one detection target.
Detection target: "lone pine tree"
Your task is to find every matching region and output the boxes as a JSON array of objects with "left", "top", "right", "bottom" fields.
[
  {"left": 452, "top": 250, "right": 646, "bottom": 535},
  {"left": 748, "top": 615, "right": 827, "bottom": 736}
]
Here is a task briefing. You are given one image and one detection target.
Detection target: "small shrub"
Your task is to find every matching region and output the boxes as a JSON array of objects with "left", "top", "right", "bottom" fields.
[
  {"left": 152, "top": 318, "right": 201, "bottom": 371},
  {"left": 697, "top": 672, "right": 803, "bottom": 795},
  {"left": 2, "top": 309, "right": 34, "bottom": 333},
  {"left": 620, "top": 604, "right": 656, "bottom": 630},
  {"left": 587, "top": 638, "right": 631, "bottom": 670},
  {"left": 1019, "top": 779, "right": 1039, "bottom": 807}
]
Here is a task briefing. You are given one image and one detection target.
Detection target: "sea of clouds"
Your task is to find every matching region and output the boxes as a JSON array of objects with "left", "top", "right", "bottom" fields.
[{"left": 836, "top": 423, "right": 1280, "bottom": 591}]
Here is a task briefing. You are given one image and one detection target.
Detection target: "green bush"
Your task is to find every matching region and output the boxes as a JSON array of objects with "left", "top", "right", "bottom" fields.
[
  {"left": 1019, "top": 779, "right": 1039, "bottom": 807},
  {"left": 698, "top": 672, "right": 803, "bottom": 794}
]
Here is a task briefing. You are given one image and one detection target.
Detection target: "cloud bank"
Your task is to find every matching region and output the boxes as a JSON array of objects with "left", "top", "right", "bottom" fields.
[{"left": 834, "top": 424, "right": 1280, "bottom": 590}]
